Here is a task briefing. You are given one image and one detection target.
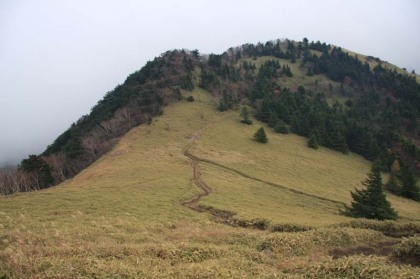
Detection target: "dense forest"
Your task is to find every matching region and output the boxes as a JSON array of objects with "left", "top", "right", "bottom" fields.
[{"left": 1, "top": 38, "right": 419, "bottom": 200}]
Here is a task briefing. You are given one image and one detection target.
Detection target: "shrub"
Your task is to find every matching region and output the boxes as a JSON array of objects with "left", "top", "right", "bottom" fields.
[
  {"left": 392, "top": 236, "right": 420, "bottom": 266},
  {"left": 274, "top": 120, "right": 289, "bottom": 134},
  {"left": 234, "top": 218, "right": 270, "bottom": 230},
  {"left": 270, "top": 223, "right": 313, "bottom": 233},
  {"left": 332, "top": 220, "right": 420, "bottom": 237},
  {"left": 301, "top": 255, "right": 416, "bottom": 278},
  {"left": 240, "top": 119, "right": 253, "bottom": 125}
]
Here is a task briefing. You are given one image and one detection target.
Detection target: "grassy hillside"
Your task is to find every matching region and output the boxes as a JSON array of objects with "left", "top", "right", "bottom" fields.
[
  {"left": 190, "top": 90, "right": 420, "bottom": 223},
  {"left": 1, "top": 88, "right": 419, "bottom": 278}
]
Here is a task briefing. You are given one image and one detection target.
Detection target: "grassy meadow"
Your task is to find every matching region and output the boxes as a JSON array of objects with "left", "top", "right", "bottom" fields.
[{"left": 1, "top": 89, "right": 419, "bottom": 278}]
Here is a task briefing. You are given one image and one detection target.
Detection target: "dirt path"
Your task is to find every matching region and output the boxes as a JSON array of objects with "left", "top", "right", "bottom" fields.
[
  {"left": 181, "top": 145, "right": 344, "bottom": 230},
  {"left": 181, "top": 148, "right": 212, "bottom": 212},
  {"left": 184, "top": 149, "right": 344, "bottom": 207},
  {"left": 181, "top": 144, "right": 409, "bottom": 262},
  {"left": 181, "top": 147, "right": 256, "bottom": 227}
]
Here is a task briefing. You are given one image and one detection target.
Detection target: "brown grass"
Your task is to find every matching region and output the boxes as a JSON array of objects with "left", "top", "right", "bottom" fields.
[{"left": 0, "top": 88, "right": 419, "bottom": 278}]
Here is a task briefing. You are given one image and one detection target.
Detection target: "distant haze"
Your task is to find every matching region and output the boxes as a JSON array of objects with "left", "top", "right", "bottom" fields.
[{"left": 1, "top": 0, "right": 419, "bottom": 166}]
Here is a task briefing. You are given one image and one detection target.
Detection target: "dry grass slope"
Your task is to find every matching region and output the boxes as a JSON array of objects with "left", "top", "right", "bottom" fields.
[{"left": 0, "top": 89, "right": 419, "bottom": 278}]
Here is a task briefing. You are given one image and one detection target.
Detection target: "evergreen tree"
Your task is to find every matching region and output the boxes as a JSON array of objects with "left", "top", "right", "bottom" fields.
[
  {"left": 240, "top": 106, "right": 253, "bottom": 125},
  {"left": 326, "top": 118, "right": 348, "bottom": 154},
  {"left": 180, "top": 73, "right": 194, "bottom": 90},
  {"left": 253, "top": 127, "right": 268, "bottom": 143},
  {"left": 199, "top": 69, "right": 219, "bottom": 90},
  {"left": 274, "top": 120, "right": 289, "bottom": 134},
  {"left": 307, "top": 67, "right": 314, "bottom": 76},
  {"left": 255, "top": 97, "right": 272, "bottom": 122},
  {"left": 182, "top": 55, "right": 193, "bottom": 72},
  {"left": 282, "top": 65, "right": 293, "bottom": 77},
  {"left": 398, "top": 166, "right": 420, "bottom": 201},
  {"left": 343, "top": 167, "right": 398, "bottom": 220},
  {"left": 307, "top": 131, "right": 319, "bottom": 149},
  {"left": 303, "top": 37, "right": 309, "bottom": 49},
  {"left": 218, "top": 90, "right": 233, "bottom": 111},
  {"left": 290, "top": 53, "right": 296, "bottom": 63},
  {"left": 20, "top": 155, "right": 53, "bottom": 189},
  {"left": 385, "top": 171, "right": 400, "bottom": 195},
  {"left": 268, "top": 112, "right": 279, "bottom": 127}
]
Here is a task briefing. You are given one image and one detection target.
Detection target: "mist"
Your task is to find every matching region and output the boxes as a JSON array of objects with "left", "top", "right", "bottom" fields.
[{"left": 1, "top": 0, "right": 419, "bottom": 166}]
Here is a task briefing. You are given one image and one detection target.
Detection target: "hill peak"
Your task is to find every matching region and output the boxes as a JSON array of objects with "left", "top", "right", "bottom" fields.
[{"left": 1, "top": 38, "right": 419, "bottom": 197}]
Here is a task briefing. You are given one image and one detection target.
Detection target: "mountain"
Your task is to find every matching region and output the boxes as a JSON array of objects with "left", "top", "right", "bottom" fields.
[
  {"left": 0, "top": 38, "right": 419, "bottom": 277},
  {"left": 1, "top": 38, "right": 419, "bottom": 198}
]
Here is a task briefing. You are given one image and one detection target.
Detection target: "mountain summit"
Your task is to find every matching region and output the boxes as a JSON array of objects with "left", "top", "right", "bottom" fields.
[{"left": 2, "top": 38, "right": 419, "bottom": 197}]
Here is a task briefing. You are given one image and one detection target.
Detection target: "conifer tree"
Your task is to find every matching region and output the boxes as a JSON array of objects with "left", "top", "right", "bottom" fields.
[
  {"left": 180, "top": 73, "right": 194, "bottom": 90},
  {"left": 343, "top": 166, "right": 398, "bottom": 220},
  {"left": 240, "top": 106, "right": 253, "bottom": 125},
  {"left": 385, "top": 172, "right": 400, "bottom": 195},
  {"left": 274, "top": 120, "right": 289, "bottom": 134},
  {"left": 20, "top": 155, "right": 53, "bottom": 189},
  {"left": 308, "top": 131, "right": 319, "bottom": 149},
  {"left": 268, "top": 112, "right": 279, "bottom": 127},
  {"left": 307, "top": 67, "right": 314, "bottom": 76},
  {"left": 398, "top": 166, "right": 420, "bottom": 201},
  {"left": 253, "top": 127, "right": 268, "bottom": 143},
  {"left": 218, "top": 90, "right": 233, "bottom": 111}
]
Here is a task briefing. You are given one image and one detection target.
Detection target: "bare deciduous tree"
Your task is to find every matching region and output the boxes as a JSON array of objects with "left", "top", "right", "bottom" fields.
[
  {"left": 100, "top": 118, "right": 120, "bottom": 139},
  {"left": 44, "top": 152, "right": 67, "bottom": 183}
]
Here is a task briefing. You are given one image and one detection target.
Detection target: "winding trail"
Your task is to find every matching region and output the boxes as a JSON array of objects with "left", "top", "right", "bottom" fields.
[
  {"left": 181, "top": 148, "right": 212, "bottom": 213},
  {"left": 181, "top": 143, "right": 344, "bottom": 229},
  {"left": 183, "top": 148, "right": 345, "bottom": 207},
  {"left": 180, "top": 144, "right": 409, "bottom": 261},
  {"left": 182, "top": 146, "right": 242, "bottom": 226}
]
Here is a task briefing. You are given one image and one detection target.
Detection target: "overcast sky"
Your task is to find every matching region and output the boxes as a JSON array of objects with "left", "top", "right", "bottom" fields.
[{"left": 0, "top": 0, "right": 419, "bottom": 166}]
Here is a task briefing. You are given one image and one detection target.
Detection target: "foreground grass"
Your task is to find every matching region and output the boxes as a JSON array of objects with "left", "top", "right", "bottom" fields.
[{"left": 0, "top": 89, "right": 419, "bottom": 278}]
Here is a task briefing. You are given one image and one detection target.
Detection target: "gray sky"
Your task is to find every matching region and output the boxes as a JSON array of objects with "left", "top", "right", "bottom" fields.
[{"left": 1, "top": 0, "right": 419, "bottom": 166}]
